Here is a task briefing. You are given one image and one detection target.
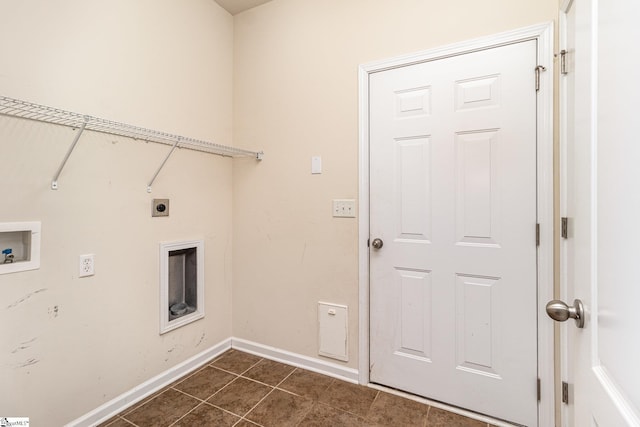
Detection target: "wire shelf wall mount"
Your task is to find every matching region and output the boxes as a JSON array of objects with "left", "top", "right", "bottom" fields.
[{"left": 0, "top": 95, "right": 263, "bottom": 192}]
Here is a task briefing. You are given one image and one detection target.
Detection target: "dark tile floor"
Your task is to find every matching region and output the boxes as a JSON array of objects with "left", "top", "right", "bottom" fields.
[{"left": 98, "top": 349, "right": 496, "bottom": 427}]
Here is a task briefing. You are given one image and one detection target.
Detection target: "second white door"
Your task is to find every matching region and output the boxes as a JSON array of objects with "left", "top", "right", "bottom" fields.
[
  {"left": 369, "top": 40, "right": 539, "bottom": 426},
  {"left": 561, "top": 0, "right": 640, "bottom": 425}
]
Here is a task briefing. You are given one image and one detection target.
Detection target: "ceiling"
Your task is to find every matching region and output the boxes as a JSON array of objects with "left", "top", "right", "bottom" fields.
[{"left": 214, "top": 0, "right": 273, "bottom": 15}]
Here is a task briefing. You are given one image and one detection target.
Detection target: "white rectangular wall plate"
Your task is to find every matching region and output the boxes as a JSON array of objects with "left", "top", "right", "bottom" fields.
[
  {"left": 79, "top": 254, "right": 95, "bottom": 277},
  {"left": 311, "top": 156, "right": 322, "bottom": 174},
  {"left": 332, "top": 199, "right": 356, "bottom": 218}
]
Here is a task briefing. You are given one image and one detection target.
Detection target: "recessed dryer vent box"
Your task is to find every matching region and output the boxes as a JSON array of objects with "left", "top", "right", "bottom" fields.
[
  {"left": 0, "top": 221, "right": 41, "bottom": 275},
  {"left": 159, "top": 239, "right": 204, "bottom": 334}
]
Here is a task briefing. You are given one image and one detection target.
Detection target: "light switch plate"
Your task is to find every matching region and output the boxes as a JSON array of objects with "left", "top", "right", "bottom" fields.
[
  {"left": 311, "top": 156, "right": 322, "bottom": 174},
  {"left": 332, "top": 199, "right": 356, "bottom": 218}
]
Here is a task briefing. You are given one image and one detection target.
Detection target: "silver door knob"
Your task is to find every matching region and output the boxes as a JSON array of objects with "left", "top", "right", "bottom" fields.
[
  {"left": 545, "top": 299, "right": 585, "bottom": 328},
  {"left": 371, "top": 238, "right": 384, "bottom": 249}
]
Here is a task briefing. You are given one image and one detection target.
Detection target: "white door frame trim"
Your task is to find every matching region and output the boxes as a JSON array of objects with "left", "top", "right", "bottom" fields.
[
  {"left": 358, "top": 22, "right": 555, "bottom": 427},
  {"left": 559, "top": 3, "right": 571, "bottom": 426}
]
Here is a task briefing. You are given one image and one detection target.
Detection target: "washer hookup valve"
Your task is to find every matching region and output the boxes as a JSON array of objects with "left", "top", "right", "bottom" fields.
[{"left": 2, "top": 248, "right": 15, "bottom": 264}]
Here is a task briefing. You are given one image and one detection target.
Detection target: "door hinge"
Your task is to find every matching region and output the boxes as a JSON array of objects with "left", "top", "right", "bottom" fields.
[
  {"left": 537, "top": 378, "right": 541, "bottom": 401},
  {"left": 562, "top": 381, "right": 569, "bottom": 404},
  {"left": 535, "top": 65, "right": 546, "bottom": 91},
  {"left": 561, "top": 217, "right": 568, "bottom": 239},
  {"left": 536, "top": 223, "right": 540, "bottom": 246},
  {"left": 367, "top": 238, "right": 370, "bottom": 248},
  {"left": 560, "top": 50, "right": 568, "bottom": 75}
]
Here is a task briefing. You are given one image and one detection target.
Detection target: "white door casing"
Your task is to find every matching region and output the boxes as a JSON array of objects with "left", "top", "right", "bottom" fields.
[
  {"left": 359, "top": 23, "right": 554, "bottom": 427},
  {"left": 560, "top": 0, "right": 640, "bottom": 425}
]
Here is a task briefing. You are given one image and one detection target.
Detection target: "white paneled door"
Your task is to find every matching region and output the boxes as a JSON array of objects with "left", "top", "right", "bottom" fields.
[
  {"left": 369, "top": 41, "right": 538, "bottom": 426},
  {"left": 560, "top": 0, "right": 640, "bottom": 425}
]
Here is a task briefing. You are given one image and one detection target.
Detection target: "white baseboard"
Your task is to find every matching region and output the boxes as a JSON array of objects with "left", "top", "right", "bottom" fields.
[
  {"left": 66, "top": 338, "right": 232, "bottom": 427},
  {"left": 67, "top": 337, "right": 360, "bottom": 427},
  {"left": 231, "top": 337, "right": 359, "bottom": 384}
]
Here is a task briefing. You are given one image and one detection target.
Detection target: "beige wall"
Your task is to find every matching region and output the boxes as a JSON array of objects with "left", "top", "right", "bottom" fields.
[
  {"left": 232, "top": 0, "right": 559, "bottom": 367},
  {"left": 0, "top": 1, "right": 234, "bottom": 425}
]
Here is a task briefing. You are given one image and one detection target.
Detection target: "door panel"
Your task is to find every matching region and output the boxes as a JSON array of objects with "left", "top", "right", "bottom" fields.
[
  {"left": 396, "top": 136, "right": 431, "bottom": 241},
  {"left": 397, "top": 268, "right": 432, "bottom": 359},
  {"left": 455, "top": 274, "right": 500, "bottom": 377},
  {"left": 369, "top": 40, "right": 538, "bottom": 426},
  {"left": 455, "top": 130, "right": 500, "bottom": 247}
]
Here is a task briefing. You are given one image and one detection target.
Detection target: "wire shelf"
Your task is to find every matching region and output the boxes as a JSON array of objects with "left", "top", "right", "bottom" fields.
[
  {"left": 0, "top": 95, "right": 262, "bottom": 158},
  {"left": 0, "top": 95, "right": 263, "bottom": 191}
]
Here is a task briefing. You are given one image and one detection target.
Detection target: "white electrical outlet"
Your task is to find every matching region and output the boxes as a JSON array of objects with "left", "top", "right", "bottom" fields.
[{"left": 79, "top": 254, "right": 95, "bottom": 277}]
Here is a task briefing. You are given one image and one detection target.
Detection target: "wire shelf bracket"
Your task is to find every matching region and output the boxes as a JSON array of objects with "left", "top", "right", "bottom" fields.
[
  {"left": 0, "top": 95, "right": 264, "bottom": 191},
  {"left": 147, "top": 138, "right": 181, "bottom": 193},
  {"left": 51, "top": 117, "right": 88, "bottom": 190}
]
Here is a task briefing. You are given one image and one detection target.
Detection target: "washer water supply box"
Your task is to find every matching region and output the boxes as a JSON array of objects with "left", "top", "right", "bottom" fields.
[{"left": 0, "top": 222, "right": 41, "bottom": 275}]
